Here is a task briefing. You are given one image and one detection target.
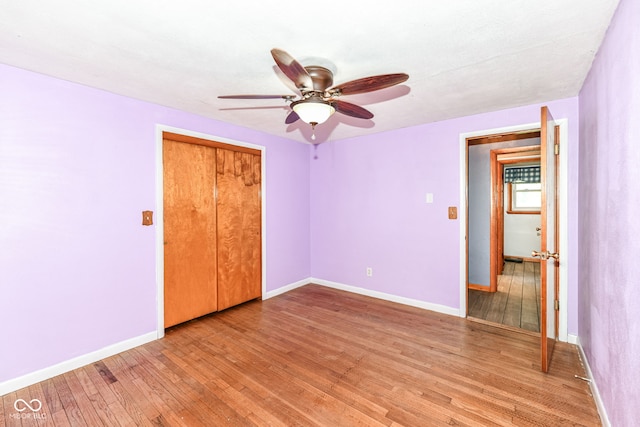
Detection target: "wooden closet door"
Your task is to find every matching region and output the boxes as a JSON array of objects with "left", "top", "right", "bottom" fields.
[
  {"left": 216, "top": 148, "right": 262, "bottom": 310},
  {"left": 163, "top": 139, "right": 217, "bottom": 327}
]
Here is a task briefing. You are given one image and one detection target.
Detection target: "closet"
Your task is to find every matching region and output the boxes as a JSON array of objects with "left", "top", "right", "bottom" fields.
[{"left": 162, "top": 133, "right": 261, "bottom": 328}]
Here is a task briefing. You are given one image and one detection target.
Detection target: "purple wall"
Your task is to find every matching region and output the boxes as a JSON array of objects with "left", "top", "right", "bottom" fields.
[
  {"left": 1, "top": 55, "right": 593, "bottom": 401},
  {"left": 578, "top": 0, "right": 640, "bottom": 424},
  {"left": 0, "top": 64, "right": 310, "bottom": 384},
  {"left": 310, "top": 98, "right": 580, "bottom": 321}
]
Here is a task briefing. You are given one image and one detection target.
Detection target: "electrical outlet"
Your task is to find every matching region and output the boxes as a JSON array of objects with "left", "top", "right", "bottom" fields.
[{"left": 366, "top": 267, "right": 373, "bottom": 277}]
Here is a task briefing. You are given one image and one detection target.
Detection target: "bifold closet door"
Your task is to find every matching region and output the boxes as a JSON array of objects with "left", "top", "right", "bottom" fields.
[
  {"left": 216, "top": 148, "right": 262, "bottom": 310},
  {"left": 163, "top": 139, "right": 218, "bottom": 328}
]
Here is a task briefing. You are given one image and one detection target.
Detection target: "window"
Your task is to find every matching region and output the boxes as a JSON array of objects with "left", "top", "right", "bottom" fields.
[{"left": 507, "top": 182, "right": 541, "bottom": 213}]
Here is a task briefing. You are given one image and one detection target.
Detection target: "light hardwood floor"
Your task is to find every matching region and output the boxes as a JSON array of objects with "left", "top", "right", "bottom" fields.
[
  {"left": 468, "top": 261, "right": 541, "bottom": 332},
  {"left": 2, "top": 284, "right": 600, "bottom": 426}
]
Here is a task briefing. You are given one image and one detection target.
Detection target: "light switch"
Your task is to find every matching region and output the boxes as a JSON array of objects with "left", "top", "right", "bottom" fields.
[
  {"left": 142, "top": 210, "right": 153, "bottom": 226},
  {"left": 448, "top": 206, "right": 457, "bottom": 220},
  {"left": 426, "top": 193, "right": 434, "bottom": 204}
]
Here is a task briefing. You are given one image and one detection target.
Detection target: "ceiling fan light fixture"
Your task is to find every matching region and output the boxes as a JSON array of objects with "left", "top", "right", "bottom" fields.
[{"left": 291, "top": 99, "right": 335, "bottom": 125}]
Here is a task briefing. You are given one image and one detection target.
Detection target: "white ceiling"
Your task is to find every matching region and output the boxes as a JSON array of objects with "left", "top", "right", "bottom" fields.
[{"left": 0, "top": 1, "right": 619, "bottom": 144}]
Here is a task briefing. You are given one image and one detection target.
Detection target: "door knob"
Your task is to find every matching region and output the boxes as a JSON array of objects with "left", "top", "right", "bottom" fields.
[
  {"left": 532, "top": 250, "right": 547, "bottom": 260},
  {"left": 536, "top": 227, "right": 541, "bottom": 231},
  {"left": 532, "top": 250, "right": 559, "bottom": 260}
]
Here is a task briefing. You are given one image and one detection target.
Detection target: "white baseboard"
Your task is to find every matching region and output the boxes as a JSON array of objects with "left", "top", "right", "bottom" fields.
[
  {"left": 575, "top": 338, "right": 610, "bottom": 427},
  {"left": 0, "top": 331, "right": 157, "bottom": 397},
  {"left": 310, "top": 278, "right": 461, "bottom": 317},
  {"left": 263, "top": 277, "right": 311, "bottom": 300},
  {"left": 265, "top": 277, "right": 460, "bottom": 317}
]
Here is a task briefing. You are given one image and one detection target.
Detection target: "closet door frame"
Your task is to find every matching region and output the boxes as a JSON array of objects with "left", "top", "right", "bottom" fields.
[{"left": 155, "top": 125, "right": 266, "bottom": 338}]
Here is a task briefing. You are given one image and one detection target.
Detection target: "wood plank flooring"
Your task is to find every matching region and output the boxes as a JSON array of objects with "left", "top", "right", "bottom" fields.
[
  {"left": 468, "top": 261, "right": 541, "bottom": 332},
  {"left": 2, "top": 284, "right": 600, "bottom": 426}
]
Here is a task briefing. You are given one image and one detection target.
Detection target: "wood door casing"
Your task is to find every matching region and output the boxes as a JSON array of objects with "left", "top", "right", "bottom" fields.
[
  {"left": 489, "top": 147, "right": 541, "bottom": 292},
  {"left": 163, "top": 139, "right": 217, "bottom": 328},
  {"left": 554, "top": 125, "right": 561, "bottom": 339},
  {"left": 216, "top": 148, "right": 262, "bottom": 311}
]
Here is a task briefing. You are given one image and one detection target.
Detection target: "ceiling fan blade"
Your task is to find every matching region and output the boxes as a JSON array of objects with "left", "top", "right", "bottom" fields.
[
  {"left": 331, "top": 73, "right": 409, "bottom": 96},
  {"left": 285, "top": 111, "right": 300, "bottom": 124},
  {"left": 332, "top": 100, "right": 374, "bottom": 120},
  {"left": 271, "top": 48, "right": 313, "bottom": 90},
  {"left": 218, "top": 94, "right": 294, "bottom": 100}
]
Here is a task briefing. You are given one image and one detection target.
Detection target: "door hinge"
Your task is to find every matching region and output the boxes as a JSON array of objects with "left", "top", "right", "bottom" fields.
[
  {"left": 554, "top": 300, "right": 560, "bottom": 311},
  {"left": 554, "top": 143, "right": 559, "bottom": 155}
]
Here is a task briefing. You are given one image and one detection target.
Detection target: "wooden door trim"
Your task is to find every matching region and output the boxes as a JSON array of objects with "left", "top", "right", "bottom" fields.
[
  {"left": 488, "top": 146, "right": 541, "bottom": 293},
  {"left": 467, "top": 130, "right": 541, "bottom": 146},
  {"left": 540, "top": 108, "right": 551, "bottom": 372},
  {"left": 468, "top": 283, "right": 492, "bottom": 292},
  {"left": 554, "top": 125, "right": 560, "bottom": 340},
  {"left": 489, "top": 149, "right": 502, "bottom": 293},
  {"left": 163, "top": 131, "right": 262, "bottom": 155},
  {"left": 155, "top": 126, "right": 266, "bottom": 339}
]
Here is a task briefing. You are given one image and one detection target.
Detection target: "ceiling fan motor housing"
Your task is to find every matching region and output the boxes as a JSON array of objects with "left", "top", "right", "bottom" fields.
[{"left": 304, "top": 66, "right": 334, "bottom": 92}]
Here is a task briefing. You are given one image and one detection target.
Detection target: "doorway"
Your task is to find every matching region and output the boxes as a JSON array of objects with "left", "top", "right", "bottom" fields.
[
  {"left": 466, "top": 131, "right": 541, "bottom": 332},
  {"left": 459, "top": 119, "right": 569, "bottom": 344}
]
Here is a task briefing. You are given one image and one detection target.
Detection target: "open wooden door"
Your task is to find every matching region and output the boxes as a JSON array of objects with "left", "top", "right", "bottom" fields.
[{"left": 534, "top": 106, "right": 559, "bottom": 372}]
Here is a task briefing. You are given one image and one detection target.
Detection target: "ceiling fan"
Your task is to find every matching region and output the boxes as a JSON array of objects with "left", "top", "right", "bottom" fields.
[{"left": 219, "top": 48, "right": 409, "bottom": 139}]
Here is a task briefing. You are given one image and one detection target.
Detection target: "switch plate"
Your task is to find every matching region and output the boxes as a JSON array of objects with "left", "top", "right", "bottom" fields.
[
  {"left": 366, "top": 267, "right": 373, "bottom": 277},
  {"left": 448, "top": 206, "right": 457, "bottom": 220},
  {"left": 142, "top": 210, "right": 153, "bottom": 226},
  {"left": 426, "top": 193, "right": 433, "bottom": 203}
]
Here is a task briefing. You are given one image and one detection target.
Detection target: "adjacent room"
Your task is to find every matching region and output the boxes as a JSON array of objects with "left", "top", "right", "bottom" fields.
[{"left": 1, "top": 1, "right": 638, "bottom": 425}]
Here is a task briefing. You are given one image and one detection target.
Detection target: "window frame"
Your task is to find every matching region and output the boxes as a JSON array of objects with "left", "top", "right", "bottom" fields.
[{"left": 506, "top": 182, "right": 541, "bottom": 214}]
